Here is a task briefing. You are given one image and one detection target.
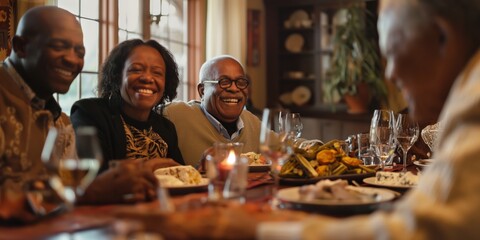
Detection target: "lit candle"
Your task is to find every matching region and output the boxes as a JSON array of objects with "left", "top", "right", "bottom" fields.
[
  {"left": 219, "top": 150, "right": 236, "bottom": 180},
  {"left": 226, "top": 150, "right": 236, "bottom": 165}
]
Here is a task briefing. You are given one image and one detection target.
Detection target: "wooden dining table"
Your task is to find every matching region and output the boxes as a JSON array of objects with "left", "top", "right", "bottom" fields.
[{"left": 0, "top": 167, "right": 418, "bottom": 240}]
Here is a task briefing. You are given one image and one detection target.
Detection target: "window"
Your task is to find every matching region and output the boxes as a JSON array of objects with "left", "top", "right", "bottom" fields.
[
  {"left": 149, "top": 0, "right": 188, "bottom": 101},
  {"left": 55, "top": 0, "right": 100, "bottom": 115},
  {"left": 118, "top": 0, "right": 143, "bottom": 41}
]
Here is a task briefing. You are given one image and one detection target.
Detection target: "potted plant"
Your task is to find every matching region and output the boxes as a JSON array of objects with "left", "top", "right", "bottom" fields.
[{"left": 323, "top": 3, "right": 387, "bottom": 113}]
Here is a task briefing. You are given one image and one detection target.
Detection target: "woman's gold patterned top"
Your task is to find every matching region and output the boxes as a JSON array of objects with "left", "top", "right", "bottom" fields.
[{"left": 121, "top": 114, "right": 168, "bottom": 160}]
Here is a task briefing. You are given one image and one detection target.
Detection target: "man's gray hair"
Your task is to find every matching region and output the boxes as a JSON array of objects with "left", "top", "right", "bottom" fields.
[
  {"left": 198, "top": 55, "right": 244, "bottom": 84},
  {"left": 382, "top": 0, "right": 480, "bottom": 46}
]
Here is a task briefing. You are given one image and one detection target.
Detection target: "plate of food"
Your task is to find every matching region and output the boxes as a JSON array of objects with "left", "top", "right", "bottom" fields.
[
  {"left": 279, "top": 139, "right": 377, "bottom": 185},
  {"left": 154, "top": 165, "right": 209, "bottom": 194},
  {"left": 280, "top": 171, "right": 375, "bottom": 185},
  {"left": 277, "top": 179, "right": 397, "bottom": 216},
  {"left": 413, "top": 159, "right": 433, "bottom": 168},
  {"left": 363, "top": 171, "right": 420, "bottom": 189},
  {"left": 241, "top": 152, "right": 272, "bottom": 172}
]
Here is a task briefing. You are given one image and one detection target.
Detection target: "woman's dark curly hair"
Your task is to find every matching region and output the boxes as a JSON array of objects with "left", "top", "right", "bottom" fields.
[{"left": 99, "top": 39, "right": 179, "bottom": 106}]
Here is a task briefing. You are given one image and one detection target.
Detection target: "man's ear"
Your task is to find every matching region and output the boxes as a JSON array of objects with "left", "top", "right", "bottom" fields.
[
  {"left": 433, "top": 16, "right": 455, "bottom": 54},
  {"left": 197, "top": 83, "right": 204, "bottom": 98},
  {"left": 11, "top": 36, "right": 28, "bottom": 58}
]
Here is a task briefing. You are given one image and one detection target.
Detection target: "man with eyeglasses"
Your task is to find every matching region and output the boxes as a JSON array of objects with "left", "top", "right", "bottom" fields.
[{"left": 160, "top": 55, "right": 262, "bottom": 166}]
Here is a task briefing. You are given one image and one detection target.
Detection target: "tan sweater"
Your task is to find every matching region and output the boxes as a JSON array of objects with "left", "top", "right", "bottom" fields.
[
  {"left": 259, "top": 49, "right": 480, "bottom": 240},
  {"left": 163, "top": 101, "right": 261, "bottom": 166}
]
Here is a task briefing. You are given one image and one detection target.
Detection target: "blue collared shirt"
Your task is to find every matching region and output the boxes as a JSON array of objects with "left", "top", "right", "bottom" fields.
[{"left": 200, "top": 105, "right": 244, "bottom": 140}]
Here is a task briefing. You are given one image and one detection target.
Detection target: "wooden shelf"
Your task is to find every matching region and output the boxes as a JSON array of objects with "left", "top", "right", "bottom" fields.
[{"left": 264, "top": 0, "right": 378, "bottom": 120}]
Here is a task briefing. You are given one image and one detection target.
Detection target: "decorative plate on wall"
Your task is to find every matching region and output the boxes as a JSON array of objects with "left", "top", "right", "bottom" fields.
[
  {"left": 285, "top": 33, "right": 304, "bottom": 53},
  {"left": 291, "top": 85, "right": 311, "bottom": 106}
]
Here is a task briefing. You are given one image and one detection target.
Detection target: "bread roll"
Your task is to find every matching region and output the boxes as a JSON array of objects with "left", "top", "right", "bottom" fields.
[{"left": 154, "top": 165, "right": 202, "bottom": 186}]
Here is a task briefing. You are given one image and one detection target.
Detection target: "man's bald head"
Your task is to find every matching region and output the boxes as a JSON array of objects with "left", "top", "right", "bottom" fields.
[
  {"left": 16, "top": 6, "right": 80, "bottom": 40},
  {"left": 199, "top": 55, "right": 245, "bottom": 83}
]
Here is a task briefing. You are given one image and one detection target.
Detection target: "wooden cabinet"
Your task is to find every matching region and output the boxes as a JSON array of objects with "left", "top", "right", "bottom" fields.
[
  {"left": 264, "top": 0, "right": 377, "bottom": 118},
  {"left": 301, "top": 116, "right": 371, "bottom": 141}
]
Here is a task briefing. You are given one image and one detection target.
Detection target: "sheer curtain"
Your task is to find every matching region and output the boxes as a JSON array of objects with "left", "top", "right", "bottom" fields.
[{"left": 206, "top": 0, "right": 247, "bottom": 65}]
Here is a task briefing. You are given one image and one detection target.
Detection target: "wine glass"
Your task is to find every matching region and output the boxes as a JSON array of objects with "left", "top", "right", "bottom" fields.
[
  {"left": 369, "top": 109, "right": 396, "bottom": 170},
  {"left": 421, "top": 122, "right": 441, "bottom": 157},
  {"left": 395, "top": 113, "right": 419, "bottom": 172},
  {"left": 43, "top": 126, "right": 102, "bottom": 207},
  {"left": 287, "top": 113, "right": 303, "bottom": 143},
  {"left": 259, "top": 108, "right": 294, "bottom": 208}
]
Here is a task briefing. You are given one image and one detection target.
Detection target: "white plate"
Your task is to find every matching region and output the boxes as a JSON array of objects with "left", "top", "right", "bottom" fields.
[
  {"left": 249, "top": 164, "right": 271, "bottom": 172},
  {"left": 413, "top": 159, "right": 433, "bottom": 168},
  {"left": 285, "top": 33, "right": 304, "bottom": 53},
  {"left": 279, "top": 92, "right": 293, "bottom": 105},
  {"left": 280, "top": 172, "right": 375, "bottom": 185},
  {"left": 291, "top": 85, "right": 311, "bottom": 106},
  {"left": 363, "top": 177, "right": 413, "bottom": 189},
  {"left": 289, "top": 10, "right": 309, "bottom": 22},
  {"left": 164, "top": 178, "right": 209, "bottom": 194},
  {"left": 277, "top": 186, "right": 397, "bottom": 215}
]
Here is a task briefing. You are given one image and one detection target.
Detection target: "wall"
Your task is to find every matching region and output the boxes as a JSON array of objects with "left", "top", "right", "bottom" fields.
[
  {"left": 246, "top": 0, "right": 266, "bottom": 110},
  {"left": 0, "top": 0, "right": 14, "bottom": 60},
  {"left": 0, "top": 0, "right": 52, "bottom": 61},
  {"left": 302, "top": 117, "right": 370, "bottom": 141}
]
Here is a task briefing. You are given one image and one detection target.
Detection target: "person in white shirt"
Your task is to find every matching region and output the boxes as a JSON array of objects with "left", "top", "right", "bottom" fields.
[{"left": 255, "top": 0, "right": 480, "bottom": 239}]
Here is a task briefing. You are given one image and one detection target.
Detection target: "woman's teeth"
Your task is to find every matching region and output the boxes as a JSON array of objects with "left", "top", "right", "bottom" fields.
[{"left": 137, "top": 89, "right": 153, "bottom": 94}]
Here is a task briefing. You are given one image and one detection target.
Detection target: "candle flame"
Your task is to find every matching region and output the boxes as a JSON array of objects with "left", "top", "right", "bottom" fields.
[{"left": 226, "top": 150, "right": 236, "bottom": 165}]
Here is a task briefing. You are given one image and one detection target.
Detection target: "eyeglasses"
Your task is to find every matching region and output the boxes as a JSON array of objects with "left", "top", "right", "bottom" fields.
[{"left": 203, "top": 77, "right": 250, "bottom": 90}]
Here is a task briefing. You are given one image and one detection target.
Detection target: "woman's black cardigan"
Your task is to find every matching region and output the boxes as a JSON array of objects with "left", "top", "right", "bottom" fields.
[{"left": 70, "top": 97, "right": 184, "bottom": 172}]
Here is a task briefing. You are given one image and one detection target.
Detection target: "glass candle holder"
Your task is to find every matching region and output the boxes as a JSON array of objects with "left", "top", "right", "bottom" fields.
[{"left": 206, "top": 142, "right": 245, "bottom": 202}]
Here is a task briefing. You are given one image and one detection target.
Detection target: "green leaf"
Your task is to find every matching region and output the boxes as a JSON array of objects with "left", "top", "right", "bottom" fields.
[{"left": 324, "top": 2, "right": 387, "bottom": 106}]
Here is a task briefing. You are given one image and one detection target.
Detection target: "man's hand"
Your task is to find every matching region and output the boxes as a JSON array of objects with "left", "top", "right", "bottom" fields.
[
  {"left": 0, "top": 191, "right": 37, "bottom": 225},
  {"left": 78, "top": 163, "right": 158, "bottom": 205}
]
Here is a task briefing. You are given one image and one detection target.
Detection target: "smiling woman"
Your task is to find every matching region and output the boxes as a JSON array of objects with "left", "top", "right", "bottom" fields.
[
  {"left": 70, "top": 39, "right": 184, "bottom": 173},
  {"left": 120, "top": 45, "right": 166, "bottom": 121}
]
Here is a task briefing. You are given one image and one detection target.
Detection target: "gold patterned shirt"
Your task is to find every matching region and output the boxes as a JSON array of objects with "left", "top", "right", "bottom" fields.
[
  {"left": 0, "top": 60, "right": 73, "bottom": 195},
  {"left": 120, "top": 114, "right": 168, "bottom": 160}
]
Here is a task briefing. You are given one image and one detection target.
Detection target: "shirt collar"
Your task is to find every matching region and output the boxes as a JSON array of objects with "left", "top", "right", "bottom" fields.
[
  {"left": 3, "top": 58, "right": 62, "bottom": 120},
  {"left": 200, "top": 104, "right": 244, "bottom": 140}
]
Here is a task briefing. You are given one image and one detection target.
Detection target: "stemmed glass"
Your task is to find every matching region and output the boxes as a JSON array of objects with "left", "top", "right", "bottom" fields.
[
  {"left": 421, "top": 122, "right": 441, "bottom": 157},
  {"left": 287, "top": 113, "right": 303, "bottom": 144},
  {"left": 394, "top": 113, "right": 419, "bottom": 172},
  {"left": 43, "top": 126, "right": 102, "bottom": 207},
  {"left": 259, "top": 108, "right": 294, "bottom": 207},
  {"left": 369, "top": 109, "right": 396, "bottom": 170}
]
